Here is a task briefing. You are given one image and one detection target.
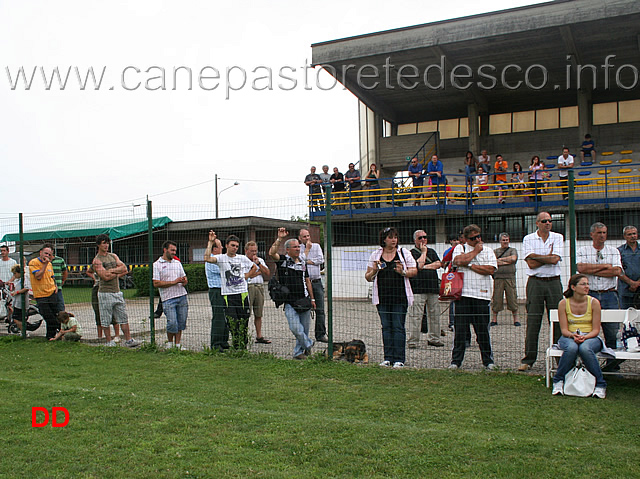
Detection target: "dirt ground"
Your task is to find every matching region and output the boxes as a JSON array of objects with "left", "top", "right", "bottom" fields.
[{"left": 5, "top": 294, "right": 638, "bottom": 376}]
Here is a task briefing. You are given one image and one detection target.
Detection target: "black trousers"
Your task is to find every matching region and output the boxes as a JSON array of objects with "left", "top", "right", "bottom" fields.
[{"left": 36, "top": 293, "right": 60, "bottom": 339}]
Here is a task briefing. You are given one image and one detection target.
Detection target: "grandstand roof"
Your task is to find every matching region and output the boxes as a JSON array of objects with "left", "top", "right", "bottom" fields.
[{"left": 311, "top": 0, "right": 640, "bottom": 123}]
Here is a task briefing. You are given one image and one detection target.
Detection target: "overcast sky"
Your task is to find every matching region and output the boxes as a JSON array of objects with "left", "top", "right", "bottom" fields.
[{"left": 1, "top": 0, "right": 545, "bottom": 221}]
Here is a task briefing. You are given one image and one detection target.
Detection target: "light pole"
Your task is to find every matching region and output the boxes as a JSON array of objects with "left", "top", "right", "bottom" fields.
[{"left": 215, "top": 174, "right": 239, "bottom": 218}]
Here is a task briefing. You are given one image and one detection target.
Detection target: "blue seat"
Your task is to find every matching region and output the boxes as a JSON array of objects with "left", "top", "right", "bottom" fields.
[
  {"left": 545, "top": 163, "right": 556, "bottom": 168},
  {"left": 581, "top": 161, "right": 593, "bottom": 166},
  {"left": 578, "top": 170, "right": 591, "bottom": 176},
  {"left": 547, "top": 156, "right": 558, "bottom": 160},
  {"left": 576, "top": 180, "right": 591, "bottom": 185}
]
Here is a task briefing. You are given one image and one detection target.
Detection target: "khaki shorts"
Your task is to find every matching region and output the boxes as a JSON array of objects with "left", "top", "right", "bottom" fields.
[{"left": 248, "top": 283, "right": 265, "bottom": 317}]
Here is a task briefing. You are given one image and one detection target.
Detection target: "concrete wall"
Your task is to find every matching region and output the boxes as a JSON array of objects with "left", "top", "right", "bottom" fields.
[{"left": 330, "top": 239, "right": 597, "bottom": 300}]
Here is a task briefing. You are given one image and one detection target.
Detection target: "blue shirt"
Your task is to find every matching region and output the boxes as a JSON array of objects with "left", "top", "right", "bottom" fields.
[
  {"left": 408, "top": 163, "right": 424, "bottom": 186},
  {"left": 618, "top": 242, "right": 640, "bottom": 297},
  {"left": 205, "top": 262, "right": 222, "bottom": 289},
  {"left": 427, "top": 160, "right": 445, "bottom": 184}
]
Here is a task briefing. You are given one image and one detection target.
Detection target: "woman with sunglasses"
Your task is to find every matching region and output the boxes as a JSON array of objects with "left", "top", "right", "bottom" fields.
[
  {"left": 449, "top": 225, "right": 498, "bottom": 370},
  {"left": 365, "top": 227, "right": 417, "bottom": 368},
  {"left": 552, "top": 274, "right": 606, "bottom": 398}
]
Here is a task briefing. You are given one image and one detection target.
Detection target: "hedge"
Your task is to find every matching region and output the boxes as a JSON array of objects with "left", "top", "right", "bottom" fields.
[{"left": 132, "top": 264, "right": 208, "bottom": 297}]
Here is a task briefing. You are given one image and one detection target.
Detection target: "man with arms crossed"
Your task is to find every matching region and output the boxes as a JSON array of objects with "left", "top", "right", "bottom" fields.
[
  {"left": 577, "top": 222, "right": 622, "bottom": 369},
  {"left": 298, "top": 228, "right": 328, "bottom": 343},
  {"left": 407, "top": 230, "right": 443, "bottom": 348},
  {"left": 245, "top": 240, "right": 271, "bottom": 344},
  {"left": 92, "top": 234, "right": 139, "bottom": 347},
  {"left": 153, "top": 240, "right": 189, "bottom": 349},
  {"left": 205, "top": 232, "right": 258, "bottom": 350},
  {"left": 618, "top": 225, "right": 640, "bottom": 310},
  {"left": 518, "top": 212, "right": 563, "bottom": 371}
]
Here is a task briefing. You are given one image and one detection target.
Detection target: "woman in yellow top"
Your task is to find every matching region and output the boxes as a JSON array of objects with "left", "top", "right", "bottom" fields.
[{"left": 552, "top": 274, "right": 607, "bottom": 398}]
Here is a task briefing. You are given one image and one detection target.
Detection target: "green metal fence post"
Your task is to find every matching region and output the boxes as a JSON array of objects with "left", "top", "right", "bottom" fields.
[
  {"left": 568, "top": 170, "right": 577, "bottom": 276},
  {"left": 147, "top": 198, "right": 155, "bottom": 345},
  {"left": 325, "top": 188, "right": 333, "bottom": 359},
  {"left": 19, "top": 213, "right": 26, "bottom": 338}
]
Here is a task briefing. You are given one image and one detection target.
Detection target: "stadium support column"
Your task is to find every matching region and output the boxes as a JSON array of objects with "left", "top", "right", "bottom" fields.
[
  {"left": 468, "top": 102, "right": 480, "bottom": 156},
  {"left": 577, "top": 88, "right": 592, "bottom": 144},
  {"left": 358, "top": 100, "right": 380, "bottom": 174}
]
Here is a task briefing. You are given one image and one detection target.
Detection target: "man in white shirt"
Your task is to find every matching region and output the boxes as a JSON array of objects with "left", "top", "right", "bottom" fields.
[
  {"left": 449, "top": 224, "right": 497, "bottom": 370},
  {"left": 518, "top": 212, "right": 564, "bottom": 371},
  {"left": 205, "top": 231, "right": 258, "bottom": 350},
  {"left": 577, "top": 222, "right": 623, "bottom": 353},
  {"left": 299, "top": 228, "right": 328, "bottom": 342},
  {"left": 245, "top": 240, "right": 271, "bottom": 344},
  {"left": 0, "top": 245, "right": 17, "bottom": 282},
  {"left": 557, "top": 147, "right": 574, "bottom": 200},
  {"left": 153, "top": 240, "right": 188, "bottom": 349}
]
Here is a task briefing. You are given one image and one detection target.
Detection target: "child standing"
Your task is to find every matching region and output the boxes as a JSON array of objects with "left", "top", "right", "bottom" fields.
[
  {"left": 9, "top": 265, "right": 30, "bottom": 334},
  {"left": 50, "top": 311, "right": 82, "bottom": 341}
]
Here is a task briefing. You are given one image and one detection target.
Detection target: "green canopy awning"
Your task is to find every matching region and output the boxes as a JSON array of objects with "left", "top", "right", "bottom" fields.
[{"left": 1, "top": 217, "right": 172, "bottom": 242}]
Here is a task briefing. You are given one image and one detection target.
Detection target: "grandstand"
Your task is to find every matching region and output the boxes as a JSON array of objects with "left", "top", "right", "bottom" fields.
[{"left": 310, "top": 0, "right": 640, "bottom": 243}]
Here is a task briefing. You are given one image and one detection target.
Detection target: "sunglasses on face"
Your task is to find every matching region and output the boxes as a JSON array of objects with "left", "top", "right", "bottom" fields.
[
  {"left": 468, "top": 235, "right": 481, "bottom": 241},
  {"left": 539, "top": 219, "right": 552, "bottom": 224},
  {"left": 417, "top": 236, "right": 427, "bottom": 240}
]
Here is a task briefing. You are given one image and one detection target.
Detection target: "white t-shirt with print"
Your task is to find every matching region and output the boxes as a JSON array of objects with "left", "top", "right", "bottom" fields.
[{"left": 213, "top": 254, "right": 253, "bottom": 295}]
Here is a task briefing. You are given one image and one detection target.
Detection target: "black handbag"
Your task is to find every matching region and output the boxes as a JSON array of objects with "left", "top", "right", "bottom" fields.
[{"left": 293, "top": 296, "right": 312, "bottom": 313}]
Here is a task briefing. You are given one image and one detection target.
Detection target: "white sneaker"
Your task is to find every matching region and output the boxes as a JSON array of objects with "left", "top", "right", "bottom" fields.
[
  {"left": 113, "top": 336, "right": 121, "bottom": 343},
  {"left": 593, "top": 386, "right": 606, "bottom": 399},
  {"left": 448, "top": 363, "right": 459, "bottom": 370},
  {"left": 392, "top": 362, "right": 405, "bottom": 369},
  {"left": 125, "top": 339, "right": 140, "bottom": 348},
  {"left": 105, "top": 340, "right": 117, "bottom": 347},
  {"left": 552, "top": 381, "right": 564, "bottom": 396},
  {"left": 485, "top": 363, "right": 497, "bottom": 371},
  {"left": 379, "top": 360, "right": 391, "bottom": 367},
  {"left": 175, "top": 344, "right": 186, "bottom": 351}
]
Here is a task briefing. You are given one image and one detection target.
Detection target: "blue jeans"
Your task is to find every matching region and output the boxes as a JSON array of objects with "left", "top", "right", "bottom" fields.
[
  {"left": 376, "top": 303, "right": 407, "bottom": 363},
  {"left": 284, "top": 303, "right": 313, "bottom": 357},
  {"left": 620, "top": 295, "right": 636, "bottom": 310},
  {"left": 588, "top": 291, "right": 619, "bottom": 349},
  {"left": 553, "top": 336, "right": 606, "bottom": 388},
  {"left": 164, "top": 295, "right": 188, "bottom": 333}
]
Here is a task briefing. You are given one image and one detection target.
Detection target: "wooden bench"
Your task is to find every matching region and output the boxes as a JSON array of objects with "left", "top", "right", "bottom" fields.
[{"left": 545, "top": 309, "right": 639, "bottom": 387}]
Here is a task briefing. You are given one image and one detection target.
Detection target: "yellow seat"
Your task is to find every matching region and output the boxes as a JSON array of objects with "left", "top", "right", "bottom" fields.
[
  {"left": 599, "top": 160, "right": 613, "bottom": 165},
  {"left": 620, "top": 158, "right": 633, "bottom": 164},
  {"left": 598, "top": 169, "right": 612, "bottom": 174},
  {"left": 597, "top": 180, "right": 610, "bottom": 185},
  {"left": 601, "top": 151, "right": 614, "bottom": 156},
  {"left": 619, "top": 168, "right": 632, "bottom": 173},
  {"left": 620, "top": 150, "right": 633, "bottom": 155},
  {"left": 618, "top": 178, "right": 632, "bottom": 184}
]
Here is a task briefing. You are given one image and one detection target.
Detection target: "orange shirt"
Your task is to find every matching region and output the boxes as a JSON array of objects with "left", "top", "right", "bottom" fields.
[
  {"left": 28, "top": 257, "right": 57, "bottom": 298},
  {"left": 494, "top": 160, "right": 508, "bottom": 182}
]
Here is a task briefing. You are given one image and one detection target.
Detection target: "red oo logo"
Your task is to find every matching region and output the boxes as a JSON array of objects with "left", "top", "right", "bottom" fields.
[{"left": 32, "top": 407, "right": 69, "bottom": 427}]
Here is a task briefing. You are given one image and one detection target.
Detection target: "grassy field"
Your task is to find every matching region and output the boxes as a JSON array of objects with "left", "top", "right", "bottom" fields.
[
  {"left": 1, "top": 337, "right": 638, "bottom": 478},
  {"left": 61, "top": 287, "right": 138, "bottom": 304}
]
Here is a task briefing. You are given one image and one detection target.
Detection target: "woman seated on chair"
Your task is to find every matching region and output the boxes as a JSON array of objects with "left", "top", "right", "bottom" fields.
[{"left": 552, "top": 274, "right": 607, "bottom": 398}]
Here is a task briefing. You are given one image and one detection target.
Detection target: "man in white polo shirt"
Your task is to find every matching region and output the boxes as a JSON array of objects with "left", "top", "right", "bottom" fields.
[
  {"left": 449, "top": 224, "right": 497, "bottom": 370},
  {"left": 153, "top": 240, "right": 188, "bottom": 349},
  {"left": 518, "top": 212, "right": 564, "bottom": 371},
  {"left": 577, "top": 222, "right": 622, "bottom": 355}
]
